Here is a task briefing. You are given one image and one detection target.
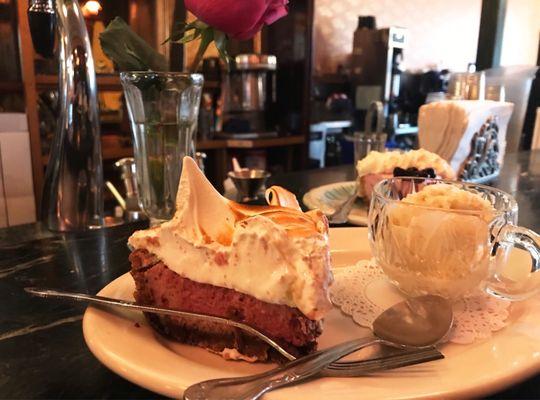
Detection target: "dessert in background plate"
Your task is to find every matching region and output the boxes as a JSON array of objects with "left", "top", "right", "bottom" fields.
[
  {"left": 128, "top": 157, "right": 333, "bottom": 362},
  {"left": 356, "top": 149, "right": 456, "bottom": 200}
]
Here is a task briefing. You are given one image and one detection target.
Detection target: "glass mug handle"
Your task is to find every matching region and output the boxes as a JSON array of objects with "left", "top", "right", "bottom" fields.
[{"left": 486, "top": 224, "right": 540, "bottom": 300}]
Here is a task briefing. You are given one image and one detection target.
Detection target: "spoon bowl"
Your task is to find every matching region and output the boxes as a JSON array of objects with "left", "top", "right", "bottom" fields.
[{"left": 373, "top": 294, "right": 454, "bottom": 348}]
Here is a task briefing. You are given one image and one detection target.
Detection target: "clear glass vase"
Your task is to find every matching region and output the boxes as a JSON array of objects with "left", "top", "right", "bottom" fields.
[{"left": 121, "top": 72, "right": 203, "bottom": 224}]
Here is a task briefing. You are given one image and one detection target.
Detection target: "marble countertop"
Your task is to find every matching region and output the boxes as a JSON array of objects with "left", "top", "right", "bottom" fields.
[{"left": 1, "top": 151, "right": 539, "bottom": 398}]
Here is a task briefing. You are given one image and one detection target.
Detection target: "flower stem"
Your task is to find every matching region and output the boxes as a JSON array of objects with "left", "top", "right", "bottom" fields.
[{"left": 189, "top": 38, "right": 211, "bottom": 73}]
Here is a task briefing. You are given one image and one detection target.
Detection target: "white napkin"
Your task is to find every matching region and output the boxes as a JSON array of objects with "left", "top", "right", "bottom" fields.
[
  {"left": 0, "top": 113, "right": 36, "bottom": 227},
  {"left": 418, "top": 100, "right": 514, "bottom": 174}
]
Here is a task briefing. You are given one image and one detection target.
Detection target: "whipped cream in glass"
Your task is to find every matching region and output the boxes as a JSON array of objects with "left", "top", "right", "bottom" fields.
[
  {"left": 381, "top": 184, "right": 494, "bottom": 298},
  {"left": 367, "top": 178, "right": 538, "bottom": 301}
]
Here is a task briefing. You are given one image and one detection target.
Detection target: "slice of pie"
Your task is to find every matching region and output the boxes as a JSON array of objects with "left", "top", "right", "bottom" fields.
[
  {"left": 128, "top": 157, "right": 333, "bottom": 362},
  {"left": 356, "top": 149, "right": 456, "bottom": 201}
]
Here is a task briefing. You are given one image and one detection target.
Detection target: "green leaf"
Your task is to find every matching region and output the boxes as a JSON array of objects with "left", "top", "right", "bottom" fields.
[
  {"left": 178, "top": 29, "right": 202, "bottom": 44},
  {"left": 197, "top": 28, "right": 214, "bottom": 57},
  {"left": 124, "top": 44, "right": 146, "bottom": 66},
  {"left": 166, "top": 19, "right": 209, "bottom": 45},
  {"left": 163, "top": 21, "right": 187, "bottom": 44},
  {"left": 189, "top": 27, "right": 214, "bottom": 72},
  {"left": 214, "top": 30, "right": 231, "bottom": 65},
  {"left": 192, "top": 20, "right": 208, "bottom": 30},
  {"left": 99, "top": 17, "right": 168, "bottom": 71}
]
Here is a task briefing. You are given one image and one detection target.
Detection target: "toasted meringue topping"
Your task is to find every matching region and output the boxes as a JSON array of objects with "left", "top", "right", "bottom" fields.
[
  {"left": 266, "top": 186, "right": 302, "bottom": 210},
  {"left": 129, "top": 157, "right": 333, "bottom": 320}
]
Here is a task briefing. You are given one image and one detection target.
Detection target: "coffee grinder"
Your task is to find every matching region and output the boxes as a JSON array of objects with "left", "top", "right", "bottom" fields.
[
  {"left": 351, "top": 17, "right": 415, "bottom": 138},
  {"left": 219, "top": 54, "right": 278, "bottom": 139}
]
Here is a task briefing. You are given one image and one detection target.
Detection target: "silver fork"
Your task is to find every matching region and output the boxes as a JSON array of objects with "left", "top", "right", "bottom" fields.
[
  {"left": 328, "top": 184, "right": 359, "bottom": 224},
  {"left": 24, "top": 287, "right": 443, "bottom": 373},
  {"left": 183, "top": 343, "right": 442, "bottom": 400}
]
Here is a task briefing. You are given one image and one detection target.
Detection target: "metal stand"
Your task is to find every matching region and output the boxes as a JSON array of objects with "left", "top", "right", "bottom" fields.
[{"left": 29, "top": 0, "right": 104, "bottom": 231}]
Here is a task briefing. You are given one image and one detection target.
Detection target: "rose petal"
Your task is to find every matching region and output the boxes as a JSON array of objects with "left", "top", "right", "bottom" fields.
[
  {"left": 262, "top": 0, "right": 289, "bottom": 25},
  {"left": 185, "top": 0, "right": 288, "bottom": 40}
]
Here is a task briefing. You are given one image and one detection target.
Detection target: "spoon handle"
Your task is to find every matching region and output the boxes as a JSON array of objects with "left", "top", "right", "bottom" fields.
[{"left": 183, "top": 337, "right": 379, "bottom": 400}]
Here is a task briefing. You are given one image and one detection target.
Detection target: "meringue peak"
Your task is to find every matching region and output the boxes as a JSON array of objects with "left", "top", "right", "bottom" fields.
[
  {"left": 171, "top": 157, "right": 327, "bottom": 245},
  {"left": 173, "top": 157, "right": 237, "bottom": 245}
]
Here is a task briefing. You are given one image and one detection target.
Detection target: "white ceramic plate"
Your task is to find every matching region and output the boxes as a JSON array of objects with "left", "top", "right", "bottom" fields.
[
  {"left": 302, "top": 174, "right": 499, "bottom": 227},
  {"left": 303, "top": 182, "right": 368, "bottom": 226},
  {"left": 83, "top": 228, "right": 540, "bottom": 399}
]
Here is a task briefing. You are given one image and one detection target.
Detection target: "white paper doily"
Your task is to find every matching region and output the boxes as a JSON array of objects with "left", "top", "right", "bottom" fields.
[{"left": 330, "top": 259, "right": 512, "bottom": 344}]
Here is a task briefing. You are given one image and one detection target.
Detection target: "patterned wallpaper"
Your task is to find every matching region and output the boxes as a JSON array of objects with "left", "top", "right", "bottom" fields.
[{"left": 313, "top": 0, "right": 482, "bottom": 75}]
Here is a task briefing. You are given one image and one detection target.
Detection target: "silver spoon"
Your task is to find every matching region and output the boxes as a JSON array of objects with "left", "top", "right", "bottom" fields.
[{"left": 183, "top": 295, "right": 453, "bottom": 400}]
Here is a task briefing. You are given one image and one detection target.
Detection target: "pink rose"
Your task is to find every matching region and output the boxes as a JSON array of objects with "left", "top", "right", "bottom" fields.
[{"left": 185, "top": 0, "right": 288, "bottom": 40}]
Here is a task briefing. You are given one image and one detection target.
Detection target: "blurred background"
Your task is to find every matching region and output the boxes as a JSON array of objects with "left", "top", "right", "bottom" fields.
[{"left": 0, "top": 0, "right": 538, "bottom": 225}]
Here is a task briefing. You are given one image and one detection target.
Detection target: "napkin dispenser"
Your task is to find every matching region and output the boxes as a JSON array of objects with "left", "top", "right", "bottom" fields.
[{"left": 418, "top": 100, "right": 514, "bottom": 182}]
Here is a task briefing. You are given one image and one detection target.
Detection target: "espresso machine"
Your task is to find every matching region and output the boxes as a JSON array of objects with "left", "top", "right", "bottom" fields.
[
  {"left": 219, "top": 54, "right": 278, "bottom": 139},
  {"left": 351, "top": 17, "right": 416, "bottom": 138}
]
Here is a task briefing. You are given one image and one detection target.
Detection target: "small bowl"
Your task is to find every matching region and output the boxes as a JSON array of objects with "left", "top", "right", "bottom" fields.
[{"left": 228, "top": 169, "right": 271, "bottom": 202}]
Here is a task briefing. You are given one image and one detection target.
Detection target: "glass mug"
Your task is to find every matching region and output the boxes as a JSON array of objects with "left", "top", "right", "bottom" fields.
[
  {"left": 346, "top": 132, "right": 387, "bottom": 164},
  {"left": 368, "top": 177, "right": 540, "bottom": 301}
]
